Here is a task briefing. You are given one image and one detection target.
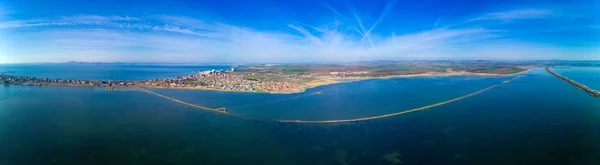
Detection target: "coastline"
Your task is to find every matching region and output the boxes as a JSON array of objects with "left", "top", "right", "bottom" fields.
[
  {"left": 3, "top": 69, "right": 530, "bottom": 94},
  {"left": 302, "top": 69, "right": 530, "bottom": 90},
  {"left": 154, "top": 69, "right": 530, "bottom": 94}
]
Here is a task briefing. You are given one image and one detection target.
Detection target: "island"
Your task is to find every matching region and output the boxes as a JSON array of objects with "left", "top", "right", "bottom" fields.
[{"left": 1, "top": 61, "right": 534, "bottom": 94}]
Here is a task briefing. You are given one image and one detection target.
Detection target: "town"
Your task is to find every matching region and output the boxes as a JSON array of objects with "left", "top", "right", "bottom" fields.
[
  {"left": 0, "top": 68, "right": 310, "bottom": 94},
  {"left": 1, "top": 61, "right": 535, "bottom": 94}
]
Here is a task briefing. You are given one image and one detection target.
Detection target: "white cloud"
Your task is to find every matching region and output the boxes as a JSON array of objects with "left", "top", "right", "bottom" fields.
[
  {"left": 0, "top": 15, "right": 140, "bottom": 28},
  {"left": 153, "top": 15, "right": 215, "bottom": 30},
  {"left": 468, "top": 9, "right": 554, "bottom": 22},
  {"left": 0, "top": 14, "right": 509, "bottom": 63},
  {"left": 362, "top": 0, "right": 397, "bottom": 47},
  {"left": 0, "top": 7, "right": 591, "bottom": 63},
  {"left": 287, "top": 24, "right": 323, "bottom": 45}
]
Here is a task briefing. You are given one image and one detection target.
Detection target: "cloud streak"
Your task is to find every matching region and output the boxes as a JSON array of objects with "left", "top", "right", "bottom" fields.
[
  {"left": 468, "top": 9, "right": 554, "bottom": 22},
  {"left": 318, "top": 0, "right": 366, "bottom": 38},
  {"left": 0, "top": 15, "right": 139, "bottom": 28},
  {"left": 0, "top": 5, "right": 596, "bottom": 63},
  {"left": 288, "top": 24, "right": 323, "bottom": 45},
  {"left": 362, "top": 0, "right": 398, "bottom": 48},
  {"left": 1, "top": 15, "right": 498, "bottom": 63}
]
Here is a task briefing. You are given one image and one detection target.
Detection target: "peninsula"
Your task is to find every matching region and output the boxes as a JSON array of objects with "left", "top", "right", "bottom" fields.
[{"left": 1, "top": 61, "right": 533, "bottom": 94}]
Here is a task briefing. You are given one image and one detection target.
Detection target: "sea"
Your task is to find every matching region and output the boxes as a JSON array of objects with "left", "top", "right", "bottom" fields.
[
  {"left": 553, "top": 66, "right": 600, "bottom": 90},
  {"left": 0, "top": 63, "right": 599, "bottom": 165}
]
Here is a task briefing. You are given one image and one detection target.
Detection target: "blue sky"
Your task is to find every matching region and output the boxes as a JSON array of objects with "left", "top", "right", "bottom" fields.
[{"left": 0, "top": 0, "right": 598, "bottom": 63}]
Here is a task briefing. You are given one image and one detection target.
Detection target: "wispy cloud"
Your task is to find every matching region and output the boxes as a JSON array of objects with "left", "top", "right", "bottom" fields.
[
  {"left": 153, "top": 15, "right": 218, "bottom": 30},
  {"left": 1, "top": 14, "right": 498, "bottom": 63},
  {"left": 350, "top": 11, "right": 373, "bottom": 48},
  {"left": 152, "top": 24, "right": 217, "bottom": 38},
  {"left": 0, "top": 13, "right": 506, "bottom": 63},
  {"left": 362, "top": 0, "right": 398, "bottom": 48},
  {"left": 1, "top": 5, "right": 594, "bottom": 63},
  {"left": 288, "top": 24, "right": 323, "bottom": 45},
  {"left": 0, "top": 15, "right": 139, "bottom": 28},
  {"left": 468, "top": 9, "right": 554, "bottom": 22},
  {"left": 318, "top": 0, "right": 343, "bottom": 18},
  {"left": 318, "top": 0, "right": 365, "bottom": 38}
]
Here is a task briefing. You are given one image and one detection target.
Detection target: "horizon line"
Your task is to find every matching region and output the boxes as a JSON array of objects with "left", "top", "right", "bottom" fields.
[{"left": 1, "top": 59, "right": 600, "bottom": 65}]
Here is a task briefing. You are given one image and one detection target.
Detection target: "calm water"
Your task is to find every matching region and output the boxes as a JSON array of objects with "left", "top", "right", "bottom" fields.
[
  {"left": 0, "top": 63, "right": 229, "bottom": 80},
  {"left": 553, "top": 66, "right": 600, "bottom": 90},
  {"left": 1, "top": 66, "right": 600, "bottom": 165}
]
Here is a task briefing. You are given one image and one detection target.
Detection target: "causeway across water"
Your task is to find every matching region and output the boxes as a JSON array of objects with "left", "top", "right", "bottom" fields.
[
  {"left": 137, "top": 75, "right": 523, "bottom": 123},
  {"left": 546, "top": 66, "right": 600, "bottom": 99}
]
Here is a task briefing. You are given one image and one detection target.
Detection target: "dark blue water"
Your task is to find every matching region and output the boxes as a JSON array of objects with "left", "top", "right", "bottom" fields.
[
  {"left": 0, "top": 63, "right": 229, "bottom": 80},
  {"left": 1, "top": 67, "right": 599, "bottom": 165}
]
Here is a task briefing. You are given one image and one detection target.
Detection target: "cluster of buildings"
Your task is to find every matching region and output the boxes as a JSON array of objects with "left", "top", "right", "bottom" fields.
[
  {"left": 147, "top": 69, "right": 308, "bottom": 93},
  {"left": 253, "top": 81, "right": 304, "bottom": 93},
  {"left": 329, "top": 71, "right": 369, "bottom": 77},
  {"left": 0, "top": 73, "right": 143, "bottom": 87},
  {"left": 1, "top": 68, "right": 310, "bottom": 93},
  {"left": 149, "top": 70, "right": 257, "bottom": 91}
]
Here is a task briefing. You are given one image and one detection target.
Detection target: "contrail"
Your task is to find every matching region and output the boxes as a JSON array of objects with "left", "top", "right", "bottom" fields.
[
  {"left": 318, "top": 0, "right": 344, "bottom": 17},
  {"left": 297, "top": 22, "right": 325, "bottom": 33},
  {"left": 350, "top": 11, "right": 374, "bottom": 48},
  {"left": 343, "top": 1, "right": 375, "bottom": 48},
  {"left": 362, "top": 0, "right": 398, "bottom": 46},
  {"left": 288, "top": 24, "right": 323, "bottom": 45},
  {"left": 318, "top": 0, "right": 367, "bottom": 38},
  {"left": 433, "top": 18, "right": 441, "bottom": 27}
]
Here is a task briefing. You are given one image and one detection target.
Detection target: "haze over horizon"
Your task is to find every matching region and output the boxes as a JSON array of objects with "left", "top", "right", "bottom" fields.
[{"left": 1, "top": 0, "right": 599, "bottom": 64}]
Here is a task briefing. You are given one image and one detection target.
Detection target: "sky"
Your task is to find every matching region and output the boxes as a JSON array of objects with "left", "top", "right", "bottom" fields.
[{"left": 0, "top": 0, "right": 599, "bottom": 63}]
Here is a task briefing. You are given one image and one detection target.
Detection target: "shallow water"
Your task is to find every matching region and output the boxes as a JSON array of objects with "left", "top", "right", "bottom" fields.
[{"left": 0, "top": 67, "right": 599, "bottom": 165}]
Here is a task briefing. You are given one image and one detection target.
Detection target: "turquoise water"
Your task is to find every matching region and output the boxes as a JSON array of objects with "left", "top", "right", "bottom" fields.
[{"left": 1, "top": 67, "right": 600, "bottom": 165}]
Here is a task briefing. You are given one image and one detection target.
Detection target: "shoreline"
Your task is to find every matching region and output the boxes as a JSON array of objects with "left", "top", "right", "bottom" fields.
[
  {"left": 149, "top": 69, "right": 531, "bottom": 94},
  {"left": 303, "top": 69, "right": 530, "bottom": 89},
  {"left": 3, "top": 69, "right": 530, "bottom": 94}
]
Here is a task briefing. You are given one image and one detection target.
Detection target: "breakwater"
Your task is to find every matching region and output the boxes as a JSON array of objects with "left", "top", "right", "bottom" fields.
[
  {"left": 546, "top": 66, "right": 600, "bottom": 98},
  {"left": 139, "top": 88, "right": 228, "bottom": 113},
  {"left": 140, "top": 76, "right": 522, "bottom": 123},
  {"left": 278, "top": 75, "right": 521, "bottom": 123}
]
